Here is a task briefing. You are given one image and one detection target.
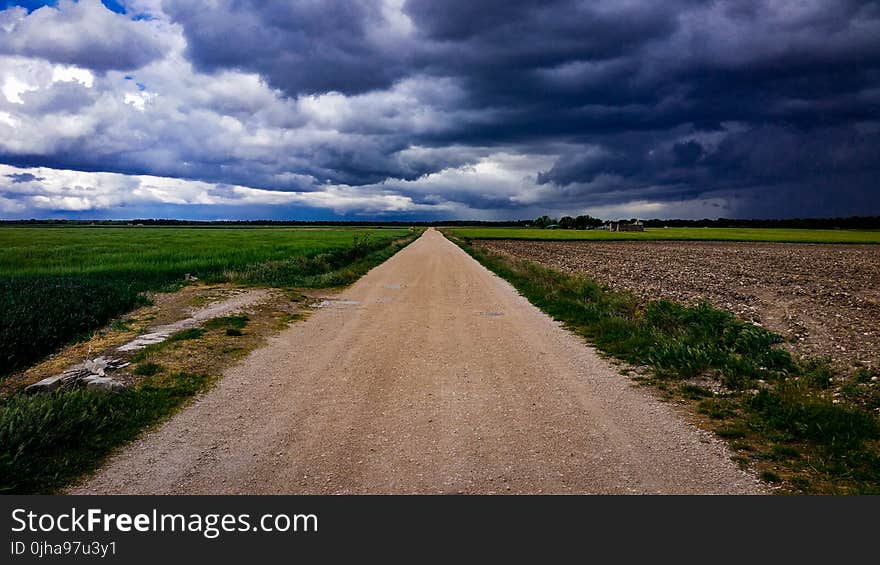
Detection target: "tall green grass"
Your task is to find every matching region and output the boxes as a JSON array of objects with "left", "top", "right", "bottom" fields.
[
  {"left": 0, "top": 372, "right": 209, "bottom": 493},
  {"left": 0, "top": 227, "right": 413, "bottom": 377},
  {"left": 1, "top": 276, "right": 150, "bottom": 375},
  {"left": 449, "top": 226, "right": 880, "bottom": 244}
]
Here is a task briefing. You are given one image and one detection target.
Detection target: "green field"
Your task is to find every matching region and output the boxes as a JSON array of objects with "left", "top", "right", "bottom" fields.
[
  {"left": 449, "top": 227, "right": 880, "bottom": 244},
  {"left": 0, "top": 226, "right": 413, "bottom": 378}
]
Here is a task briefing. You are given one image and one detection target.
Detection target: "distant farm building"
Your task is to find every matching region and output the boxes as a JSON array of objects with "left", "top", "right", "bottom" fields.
[{"left": 605, "top": 219, "right": 645, "bottom": 232}]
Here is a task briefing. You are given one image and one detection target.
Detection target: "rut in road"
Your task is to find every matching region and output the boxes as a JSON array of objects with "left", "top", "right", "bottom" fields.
[{"left": 71, "top": 229, "right": 763, "bottom": 494}]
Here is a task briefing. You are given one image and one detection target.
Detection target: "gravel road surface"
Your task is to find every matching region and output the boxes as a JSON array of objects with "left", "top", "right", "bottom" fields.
[{"left": 70, "top": 229, "right": 762, "bottom": 494}]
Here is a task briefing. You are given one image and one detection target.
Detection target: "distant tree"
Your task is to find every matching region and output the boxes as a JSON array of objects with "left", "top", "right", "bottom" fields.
[
  {"left": 534, "top": 215, "right": 556, "bottom": 228},
  {"left": 573, "top": 214, "right": 603, "bottom": 229},
  {"left": 558, "top": 216, "right": 575, "bottom": 229}
]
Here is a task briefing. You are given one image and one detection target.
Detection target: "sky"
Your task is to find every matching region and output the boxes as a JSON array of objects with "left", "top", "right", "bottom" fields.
[{"left": 0, "top": 0, "right": 878, "bottom": 221}]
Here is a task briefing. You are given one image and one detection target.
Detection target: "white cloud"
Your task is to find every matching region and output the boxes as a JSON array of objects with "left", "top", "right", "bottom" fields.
[
  {"left": 0, "top": 164, "right": 444, "bottom": 215},
  {"left": 0, "top": 0, "right": 168, "bottom": 71},
  {"left": 0, "top": 194, "right": 26, "bottom": 214},
  {"left": 123, "top": 91, "right": 154, "bottom": 111},
  {"left": 383, "top": 152, "right": 556, "bottom": 205},
  {"left": 51, "top": 65, "right": 94, "bottom": 87},
  {"left": 2, "top": 75, "right": 37, "bottom": 104}
]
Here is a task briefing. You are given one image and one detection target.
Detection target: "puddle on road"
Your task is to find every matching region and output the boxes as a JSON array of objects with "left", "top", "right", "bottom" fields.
[{"left": 383, "top": 284, "right": 402, "bottom": 289}]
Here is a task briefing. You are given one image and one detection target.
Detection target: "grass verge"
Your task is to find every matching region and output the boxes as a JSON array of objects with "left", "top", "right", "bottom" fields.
[
  {"left": 0, "top": 373, "right": 209, "bottom": 494},
  {"left": 448, "top": 232, "right": 880, "bottom": 494}
]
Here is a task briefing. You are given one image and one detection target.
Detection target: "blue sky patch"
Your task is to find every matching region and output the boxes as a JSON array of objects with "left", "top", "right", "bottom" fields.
[{"left": 4, "top": 1, "right": 125, "bottom": 13}]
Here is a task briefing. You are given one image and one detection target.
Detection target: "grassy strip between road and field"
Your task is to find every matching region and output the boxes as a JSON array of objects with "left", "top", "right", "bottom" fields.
[
  {"left": 0, "top": 227, "right": 414, "bottom": 379},
  {"left": 447, "top": 232, "right": 880, "bottom": 494},
  {"left": 0, "top": 230, "right": 421, "bottom": 494},
  {"left": 449, "top": 226, "right": 880, "bottom": 244}
]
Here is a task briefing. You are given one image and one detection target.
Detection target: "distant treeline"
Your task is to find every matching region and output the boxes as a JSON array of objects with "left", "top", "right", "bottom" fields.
[
  {"left": 640, "top": 217, "right": 880, "bottom": 229},
  {"left": 1, "top": 216, "right": 879, "bottom": 229}
]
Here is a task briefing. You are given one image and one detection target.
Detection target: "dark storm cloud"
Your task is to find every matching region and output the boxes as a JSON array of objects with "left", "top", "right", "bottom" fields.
[
  {"left": 407, "top": 0, "right": 676, "bottom": 76},
  {"left": 14, "top": 79, "right": 97, "bottom": 114},
  {"left": 162, "top": 0, "right": 409, "bottom": 95},
  {"left": 6, "top": 172, "right": 44, "bottom": 183},
  {"left": 538, "top": 125, "right": 880, "bottom": 188},
  {"left": 163, "top": 0, "right": 880, "bottom": 176},
  {"left": 529, "top": 122, "right": 880, "bottom": 219},
  {"left": 165, "top": 0, "right": 880, "bottom": 125}
]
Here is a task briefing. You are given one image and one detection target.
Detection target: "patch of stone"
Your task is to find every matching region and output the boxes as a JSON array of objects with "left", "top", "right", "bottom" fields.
[
  {"left": 25, "top": 356, "right": 129, "bottom": 394},
  {"left": 118, "top": 288, "right": 271, "bottom": 352},
  {"left": 82, "top": 376, "right": 127, "bottom": 393},
  {"left": 118, "top": 330, "right": 175, "bottom": 352}
]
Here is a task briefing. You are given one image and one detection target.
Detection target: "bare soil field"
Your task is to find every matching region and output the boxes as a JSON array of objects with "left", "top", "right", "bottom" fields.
[{"left": 474, "top": 240, "right": 880, "bottom": 375}]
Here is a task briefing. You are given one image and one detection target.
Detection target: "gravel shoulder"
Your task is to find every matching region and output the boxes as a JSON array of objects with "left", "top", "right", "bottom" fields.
[
  {"left": 476, "top": 239, "right": 880, "bottom": 375},
  {"left": 70, "top": 229, "right": 762, "bottom": 494}
]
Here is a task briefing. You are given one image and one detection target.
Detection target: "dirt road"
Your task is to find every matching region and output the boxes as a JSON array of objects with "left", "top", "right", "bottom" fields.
[{"left": 71, "top": 229, "right": 762, "bottom": 494}]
